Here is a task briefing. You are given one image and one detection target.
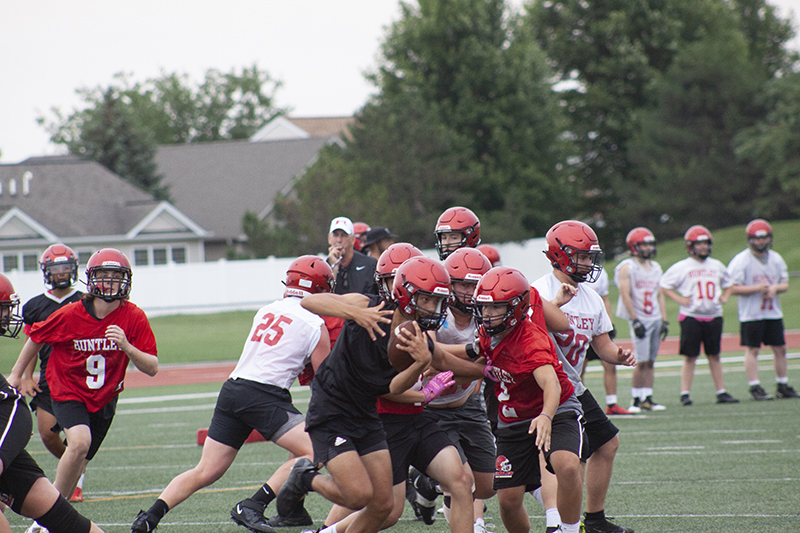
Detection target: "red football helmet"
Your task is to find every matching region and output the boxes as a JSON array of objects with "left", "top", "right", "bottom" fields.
[
  {"left": 746, "top": 219, "right": 772, "bottom": 253},
  {"left": 0, "top": 273, "right": 23, "bottom": 338},
  {"left": 392, "top": 256, "right": 451, "bottom": 331},
  {"left": 625, "top": 227, "right": 657, "bottom": 260},
  {"left": 543, "top": 220, "right": 603, "bottom": 283},
  {"left": 85, "top": 248, "right": 133, "bottom": 301},
  {"left": 477, "top": 244, "right": 501, "bottom": 267},
  {"left": 284, "top": 255, "right": 335, "bottom": 297},
  {"left": 473, "top": 267, "right": 530, "bottom": 337},
  {"left": 375, "top": 243, "right": 423, "bottom": 301},
  {"left": 353, "top": 222, "right": 371, "bottom": 252},
  {"left": 434, "top": 206, "right": 481, "bottom": 260},
  {"left": 444, "top": 247, "right": 492, "bottom": 315},
  {"left": 684, "top": 225, "right": 712, "bottom": 259},
  {"left": 40, "top": 243, "right": 79, "bottom": 290}
]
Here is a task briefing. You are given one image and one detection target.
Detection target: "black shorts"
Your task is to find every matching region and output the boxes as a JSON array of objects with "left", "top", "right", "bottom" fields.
[
  {"left": 0, "top": 397, "right": 46, "bottom": 514},
  {"left": 579, "top": 389, "right": 619, "bottom": 458},
  {"left": 427, "top": 394, "right": 496, "bottom": 473},
  {"left": 679, "top": 316, "right": 723, "bottom": 357},
  {"left": 740, "top": 319, "right": 785, "bottom": 348},
  {"left": 29, "top": 391, "right": 62, "bottom": 434},
  {"left": 51, "top": 398, "right": 116, "bottom": 461},
  {"left": 307, "top": 417, "right": 388, "bottom": 466},
  {"left": 585, "top": 345, "right": 600, "bottom": 362},
  {"left": 208, "top": 378, "right": 304, "bottom": 450},
  {"left": 493, "top": 410, "right": 585, "bottom": 491},
  {"left": 382, "top": 411, "right": 454, "bottom": 485}
]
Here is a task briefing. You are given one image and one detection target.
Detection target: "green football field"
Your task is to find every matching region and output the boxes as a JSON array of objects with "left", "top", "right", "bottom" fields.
[{"left": 7, "top": 351, "right": 799, "bottom": 532}]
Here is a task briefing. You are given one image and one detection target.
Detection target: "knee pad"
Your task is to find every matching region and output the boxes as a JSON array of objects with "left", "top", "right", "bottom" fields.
[{"left": 37, "top": 495, "right": 91, "bottom": 533}]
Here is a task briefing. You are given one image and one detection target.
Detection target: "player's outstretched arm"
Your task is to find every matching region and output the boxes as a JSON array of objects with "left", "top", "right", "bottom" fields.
[
  {"left": 542, "top": 298, "right": 570, "bottom": 332},
  {"left": 301, "top": 293, "right": 392, "bottom": 340},
  {"left": 530, "top": 364, "right": 561, "bottom": 452},
  {"left": 590, "top": 332, "right": 635, "bottom": 367}
]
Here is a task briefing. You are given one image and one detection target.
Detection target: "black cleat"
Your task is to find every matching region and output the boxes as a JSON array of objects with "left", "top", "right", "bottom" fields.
[
  {"left": 716, "top": 391, "right": 740, "bottom": 404},
  {"left": 266, "top": 506, "right": 313, "bottom": 528},
  {"left": 276, "top": 458, "right": 316, "bottom": 518},
  {"left": 131, "top": 510, "right": 159, "bottom": 533},
  {"left": 776, "top": 383, "right": 800, "bottom": 399},
  {"left": 231, "top": 499, "right": 277, "bottom": 533},
  {"left": 412, "top": 500, "right": 436, "bottom": 525},
  {"left": 582, "top": 517, "right": 634, "bottom": 533},
  {"left": 749, "top": 384, "right": 774, "bottom": 401},
  {"left": 680, "top": 394, "right": 693, "bottom": 406}
]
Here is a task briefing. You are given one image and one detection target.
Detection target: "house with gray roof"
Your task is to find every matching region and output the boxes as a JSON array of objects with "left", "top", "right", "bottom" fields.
[
  {"left": 154, "top": 135, "right": 342, "bottom": 260},
  {"left": 0, "top": 157, "right": 207, "bottom": 273}
]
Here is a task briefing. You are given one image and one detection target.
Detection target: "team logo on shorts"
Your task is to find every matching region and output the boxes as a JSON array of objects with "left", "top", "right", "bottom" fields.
[{"left": 495, "top": 455, "right": 513, "bottom": 479}]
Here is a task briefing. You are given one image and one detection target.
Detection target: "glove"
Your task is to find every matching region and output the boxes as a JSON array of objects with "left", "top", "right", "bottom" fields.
[
  {"left": 421, "top": 371, "right": 455, "bottom": 404},
  {"left": 632, "top": 319, "right": 646, "bottom": 339},
  {"left": 659, "top": 321, "right": 669, "bottom": 341},
  {"left": 609, "top": 325, "right": 617, "bottom": 341},
  {"left": 483, "top": 365, "right": 512, "bottom": 383}
]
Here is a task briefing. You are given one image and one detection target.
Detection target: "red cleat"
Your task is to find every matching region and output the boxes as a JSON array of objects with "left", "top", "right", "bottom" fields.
[
  {"left": 70, "top": 487, "right": 84, "bottom": 502},
  {"left": 605, "top": 404, "right": 633, "bottom": 415}
]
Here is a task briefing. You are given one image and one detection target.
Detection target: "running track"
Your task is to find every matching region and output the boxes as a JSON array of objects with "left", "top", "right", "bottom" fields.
[{"left": 125, "top": 331, "right": 800, "bottom": 389}]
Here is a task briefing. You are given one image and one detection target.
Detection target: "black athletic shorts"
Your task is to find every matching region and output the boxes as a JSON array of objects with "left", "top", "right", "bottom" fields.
[
  {"left": 740, "top": 319, "right": 785, "bottom": 348},
  {"left": 381, "top": 411, "right": 455, "bottom": 485},
  {"left": 579, "top": 389, "right": 619, "bottom": 458},
  {"left": 307, "top": 417, "right": 388, "bottom": 466},
  {"left": 29, "top": 391, "right": 63, "bottom": 434},
  {"left": 427, "top": 394, "right": 496, "bottom": 473},
  {"left": 0, "top": 397, "right": 47, "bottom": 514},
  {"left": 679, "top": 316, "right": 723, "bottom": 357},
  {"left": 51, "top": 398, "right": 117, "bottom": 461},
  {"left": 208, "top": 378, "right": 304, "bottom": 449},
  {"left": 493, "top": 410, "right": 585, "bottom": 491}
]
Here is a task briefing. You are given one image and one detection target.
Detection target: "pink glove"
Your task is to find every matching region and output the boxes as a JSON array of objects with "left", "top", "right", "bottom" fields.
[
  {"left": 421, "top": 371, "right": 455, "bottom": 404},
  {"left": 483, "top": 365, "right": 512, "bottom": 383}
]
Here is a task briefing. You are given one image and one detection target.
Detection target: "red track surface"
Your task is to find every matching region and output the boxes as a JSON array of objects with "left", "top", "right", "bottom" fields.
[{"left": 125, "top": 330, "right": 800, "bottom": 389}]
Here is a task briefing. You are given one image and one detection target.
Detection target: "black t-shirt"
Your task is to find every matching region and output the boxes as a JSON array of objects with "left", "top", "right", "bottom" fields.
[
  {"left": 306, "top": 295, "right": 397, "bottom": 429},
  {"left": 333, "top": 252, "right": 379, "bottom": 296},
  {"left": 22, "top": 291, "right": 84, "bottom": 389}
]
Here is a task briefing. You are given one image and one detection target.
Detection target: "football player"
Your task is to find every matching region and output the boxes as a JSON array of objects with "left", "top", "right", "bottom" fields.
[
  {"left": 476, "top": 244, "right": 501, "bottom": 267},
  {"left": 9, "top": 249, "right": 158, "bottom": 509},
  {"left": 614, "top": 228, "right": 669, "bottom": 412},
  {"left": 434, "top": 207, "right": 481, "bottom": 260},
  {"left": 660, "top": 225, "right": 739, "bottom": 406},
  {"left": 130, "top": 256, "right": 333, "bottom": 533},
  {"left": 0, "top": 273, "right": 106, "bottom": 533},
  {"left": 532, "top": 220, "right": 635, "bottom": 533},
  {"left": 728, "top": 219, "right": 798, "bottom": 400}
]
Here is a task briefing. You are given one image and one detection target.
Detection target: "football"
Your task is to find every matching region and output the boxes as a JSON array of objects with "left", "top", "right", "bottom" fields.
[{"left": 387, "top": 320, "right": 417, "bottom": 372}]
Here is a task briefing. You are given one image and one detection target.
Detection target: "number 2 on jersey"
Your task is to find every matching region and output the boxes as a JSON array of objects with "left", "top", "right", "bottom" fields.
[{"left": 251, "top": 313, "right": 294, "bottom": 346}]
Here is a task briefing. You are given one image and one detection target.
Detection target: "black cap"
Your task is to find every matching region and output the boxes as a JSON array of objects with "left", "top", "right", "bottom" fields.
[{"left": 363, "top": 227, "right": 396, "bottom": 247}]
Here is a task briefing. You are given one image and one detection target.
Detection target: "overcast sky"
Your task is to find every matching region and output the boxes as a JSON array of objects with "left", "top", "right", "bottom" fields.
[{"left": 1, "top": 0, "right": 797, "bottom": 163}]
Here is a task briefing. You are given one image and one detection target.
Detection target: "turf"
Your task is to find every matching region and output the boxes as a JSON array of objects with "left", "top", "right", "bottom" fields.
[{"left": 7, "top": 353, "right": 799, "bottom": 532}]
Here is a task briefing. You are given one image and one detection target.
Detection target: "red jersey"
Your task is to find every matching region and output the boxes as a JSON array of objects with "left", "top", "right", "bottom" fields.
[
  {"left": 479, "top": 317, "right": 573, "bottom": 424},
  {"left": 30, "top": 300, "right": 157, "bottom": 413}
]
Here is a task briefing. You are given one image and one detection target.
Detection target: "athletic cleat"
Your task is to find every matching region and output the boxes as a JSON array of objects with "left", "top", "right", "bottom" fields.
[
  {"left": 605, "top": 404, "right": 633, "bottom": 415},
  {"left": 749, "top": 384, "right": 774, "bottom": 401},
  {"left": 582, "top": 517, "right": 634, "bottom": 533},
  {"left": 131, "top": 510, "right": 159, "bottom": 533},
  {"left": 24, "top": 523, "right": 48, "bottom": 533},
  {"left": 716, "top": 391, "right": 740, "bottom": 404},
  {"left": 776, "top": 383, "right": 800, "bottom": 399},
  {"left": 412, "top": 500, "right": 436, "bottom": 525},
  {"left": 265, "top": 506, "right": 313, "bottom": 528},
  {"left": 680, "top": 394, "right": 693, "bottom": 406},
  {"left": 406, "top": 479, "right": 423, "bottom": 520},
  {"left": 641, "top": 396, "right": 666, "bottom": 411},
  {"left": 545, "top": 527, "right": 560, "bottom": 533},
  {"left": 474, "top": 517, "right": 487, "bottom": 533},
  {"left": 231, "top": 499, "right": 277, "bottom": 533},
  {"left": 627, "top": 398, "right": 642, "bottom": 413},
  {"left": 70, "top": 486, "right": 84, "bottom": 502},
  {"left": 276, "top": 458, "right": 316, "bottom": 518}
]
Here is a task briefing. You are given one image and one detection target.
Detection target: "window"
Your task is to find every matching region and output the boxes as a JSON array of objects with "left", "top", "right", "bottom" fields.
[
  {"left": 153, "top": 248, "right": 168, "bottom": 265},
  {"left": 172, "top": 247, "right": 186, "bottom": 264},
  {"left": 3, "top": 255, "right": 18, "bottom": 273},
  {"left": 23, "top": 254, "right": 39, "bottom": 272},
  {"left": 134, "top": 249, "right": 149, "bottom": 266}
]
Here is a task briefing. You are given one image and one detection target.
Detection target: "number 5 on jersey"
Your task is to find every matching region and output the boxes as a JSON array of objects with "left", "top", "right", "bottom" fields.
[{"left": 251, "top": 313, "right": 294, "bottom": 346}]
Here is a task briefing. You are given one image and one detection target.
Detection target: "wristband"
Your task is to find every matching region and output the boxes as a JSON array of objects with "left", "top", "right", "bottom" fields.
[
  {"left": 541, "top": 413, "right": 553, "bottom": 421},
  {"left": 465, "top": 343, "right": 479, "bottom": 360}
]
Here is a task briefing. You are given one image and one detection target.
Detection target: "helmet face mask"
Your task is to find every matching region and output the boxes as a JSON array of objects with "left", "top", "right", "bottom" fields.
[
  {"left": 746, "top": 219, "right": 772, "bottom": 253},
  {"left": 41, "top": 244, "right": 79, "bottom": 290},
  {"left": 544, "top": 221, "right": 603, "bottom": 284},
  {"left": 434, "top": 207, "right": 481, "bottom": 260},
  {"left": 0, "top": 274, "right": 23, "bottom": 338},
  {"left": 392, "top": 257, "right": 451, "bottom": 331},
  {"left": 86, "top": 249, "right": 132, "bottom": 302},
  {"left": 473, "top": 267, "right": 530, "bottom": 337},
  {"left": 444, "top": 248, "right": 491, "bottom": 315},
  {"left": 684, "top": 225, "right": 713, "bottom": 260},
  {"left": 626, "top": 227, "right": 657, "bottom": 260}
]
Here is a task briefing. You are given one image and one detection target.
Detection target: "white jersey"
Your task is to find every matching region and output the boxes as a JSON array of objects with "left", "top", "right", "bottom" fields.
[
  {"left": 614, "top": 258, "right": 663, "bottom": 322},
  {"left": 583, "top": 266, "right": 609, "bottom": 297},
  {"left": 659, "top": 257, "right": 731, "bottom": 319},
  {"left": 532, "top": 272, "right": 613, "bottom": 396},
  {"left": 230, "top": 297, "right": 324, "bottom": 390},
  {"left": 430, "top": 309, "right": 480, "bottom": 406},
  {"left": 727, "top": 249, "right": 788, "bottom": 322}
]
